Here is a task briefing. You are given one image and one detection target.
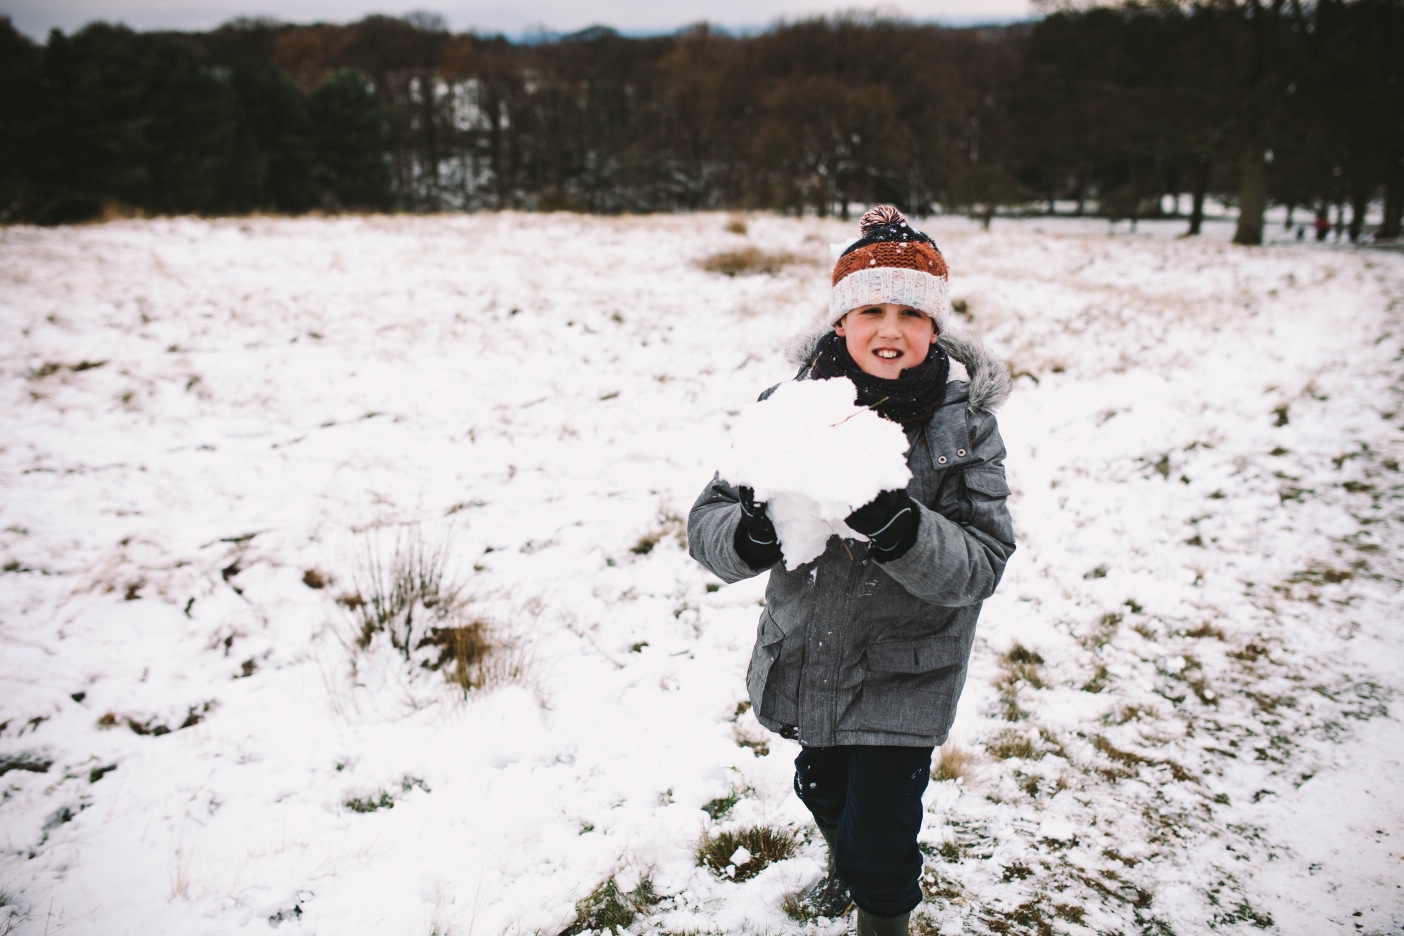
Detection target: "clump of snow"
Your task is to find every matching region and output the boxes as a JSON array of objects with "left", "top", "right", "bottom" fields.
[
  {"left": 1035, "top": 816, "right": 1077, "bottom": 842},
  {"left": 829, "top": 237, "right": 860, "bottom": 258},
  {"left": 715, "top": 377, "right": 911, "bottom": 569}
]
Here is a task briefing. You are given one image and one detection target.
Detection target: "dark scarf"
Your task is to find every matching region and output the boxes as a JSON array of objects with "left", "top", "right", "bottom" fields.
[{"left": 805, "top": 330, "right": 949, "bottom": 429}]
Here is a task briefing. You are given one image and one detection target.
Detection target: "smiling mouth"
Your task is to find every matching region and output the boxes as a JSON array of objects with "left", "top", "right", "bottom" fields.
[{"left": 874, "top": 349, "right": 902, "bottom": 360}]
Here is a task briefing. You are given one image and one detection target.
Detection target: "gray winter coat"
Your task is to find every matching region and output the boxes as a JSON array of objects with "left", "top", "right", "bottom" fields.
[{"left": 688, "top": 331, "right": 1016, "bottom": 748}]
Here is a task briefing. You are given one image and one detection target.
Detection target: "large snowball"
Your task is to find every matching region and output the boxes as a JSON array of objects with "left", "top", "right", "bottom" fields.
[{"left": 717, "top": 377, "right": 912, "bottom": 569}]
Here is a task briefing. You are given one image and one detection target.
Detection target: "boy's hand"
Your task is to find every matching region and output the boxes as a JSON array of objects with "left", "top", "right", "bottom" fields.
[
  {"left": 734, "top": 486, "right": 782, "bottom": 569},
  {"left": 846, "top": 489, "right": 919, "bottom": 561}
]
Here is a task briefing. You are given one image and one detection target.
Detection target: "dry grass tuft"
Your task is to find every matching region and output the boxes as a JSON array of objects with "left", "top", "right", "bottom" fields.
[
  {"left": 97, "top": 702, "right": 212, "bottom": 736},
  {"left": 341, "top": 532, "right": 460, "bottom": 653},
  {"left": 343, "top": 776, "right": 429, "bottom": 813},
  {"left": 630, "top": 509, "right": 686, "bottom": 556},
  {"left": 781, "top": 891, "right": 817, "bottom": 923},
  {"left": 702, "top": 791, "right": 739, "bottom": 820},
  {"left": 994, "top": 642, "right": 1047, "bottom": 721},
  {"left": 336, "top": 529, "right": 525, "bottom": 697},
  {"left": 560, "top": 877, "right": 660, "bottom": 936},
  {"left": 699, "top": 246, "right": 804, "bottom": 276},
  {"left": 986, "top": 729, "right": 1039, "bottom": 761},
  {"left": 414, "top": 619, "right": 523, "bottom": 695},
  {"left": 697, "top": 825, "right": 797, "bottom": 881},
  {"left": 932, "top": 744, "right": 974, "bottom": 782},
  {"left": 1002, "top": 643, "right": 1046, "bottom": 687},
  {"left": 98, "top": 199, "right": 147, "bottom": 223}
]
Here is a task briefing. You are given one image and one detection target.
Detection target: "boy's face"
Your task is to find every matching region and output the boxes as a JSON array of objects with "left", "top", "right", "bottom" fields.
[{"left": 834, "top": 303, "right": 938, "bottom": 379}]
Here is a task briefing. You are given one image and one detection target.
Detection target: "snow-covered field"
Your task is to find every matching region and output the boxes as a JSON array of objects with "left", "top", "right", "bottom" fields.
[{"left": 1, "top": 212, "right": 1400, "bottom": 936}]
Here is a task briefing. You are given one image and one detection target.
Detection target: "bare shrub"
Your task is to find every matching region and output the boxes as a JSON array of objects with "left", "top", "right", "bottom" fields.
[
  {"left": 336, "top": 529, "right": 524, "bottom": 696},
  {"left": 0, "top": 891, "right": 25, "bottom": 936},
  {"left": 340, "top": 532, "right": 460, "bottom": 653}
]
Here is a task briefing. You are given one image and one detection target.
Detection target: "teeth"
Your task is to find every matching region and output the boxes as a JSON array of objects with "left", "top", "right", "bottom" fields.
[{"left": 875, "top": 350, "right": 900, "bottom": 359}]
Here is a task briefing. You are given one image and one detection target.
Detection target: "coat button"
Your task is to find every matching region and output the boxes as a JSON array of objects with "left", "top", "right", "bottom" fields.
[
  {"left": 937, "top": 455, "right": 948, "bottom": 464},
  {"left": 957, "top": 448, "right": 967, "bottom": 457}
]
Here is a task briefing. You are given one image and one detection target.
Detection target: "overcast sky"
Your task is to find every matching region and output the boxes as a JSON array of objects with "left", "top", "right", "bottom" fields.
[{"left": 3, "top": 0, "right": 1040, "bottom": 41}]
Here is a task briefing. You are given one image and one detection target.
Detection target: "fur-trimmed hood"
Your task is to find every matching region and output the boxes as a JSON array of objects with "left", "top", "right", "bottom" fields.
[{"left": 783, "top": 321, "right": 1012, "bottom": 414}]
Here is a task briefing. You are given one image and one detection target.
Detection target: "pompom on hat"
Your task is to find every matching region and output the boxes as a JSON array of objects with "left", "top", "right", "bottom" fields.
[{"left": 829, "top": 205, "right": 949, "bottom": 332}]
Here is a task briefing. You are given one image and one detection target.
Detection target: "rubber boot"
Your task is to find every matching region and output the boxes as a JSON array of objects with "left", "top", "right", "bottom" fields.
[
  {"left": 856, "top": 907, "right": 910, "bottom": 936},
  {"left": 800, "top": 823, "right": 853, "bottom": 918}
]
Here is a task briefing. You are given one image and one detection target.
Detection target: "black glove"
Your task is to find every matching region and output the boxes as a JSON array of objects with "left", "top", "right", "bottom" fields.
[
  {"left": 846, "top": 489, "right": 920, "bottom": 562},
  {"left": 733, "top": 486, "right": 782, "bottom": 570}
]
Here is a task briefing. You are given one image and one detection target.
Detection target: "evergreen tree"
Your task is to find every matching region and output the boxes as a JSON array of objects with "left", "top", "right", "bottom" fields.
[
  {"left": 227, "top": 61, "right": 316, "bottom": 212},
  {"left": 0, "top": 18, "right": 41, "bottom": 220},
  {"left": 309, "top": 68, "right": 392, "bottom": 210}
]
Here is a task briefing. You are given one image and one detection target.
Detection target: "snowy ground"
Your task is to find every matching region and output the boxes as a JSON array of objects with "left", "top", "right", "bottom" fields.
[{"left": 0, "top": 212, "right": 1400, "bottom": 936}]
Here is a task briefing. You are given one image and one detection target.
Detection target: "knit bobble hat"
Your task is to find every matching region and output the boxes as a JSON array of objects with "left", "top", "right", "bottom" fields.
[{"left": 830, "top": 205, "right": 949, "bottom": 332}]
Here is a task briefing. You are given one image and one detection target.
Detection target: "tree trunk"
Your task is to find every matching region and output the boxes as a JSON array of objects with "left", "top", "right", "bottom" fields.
[
  {"left": 1381, "top": 161, "right": 1403, "bottom": 240},
  {"left": 1187, "top": 156, "right": 1211, "bottom": 236},
  {"left": 486, "top": 92, "right": 507, "bottom": 210},
  {"left": 1233, "top": 147, "right": 1268, "bottom": 246},
  {"left": 1348, "top": 187, "right": 1369, "bottom": 243}
]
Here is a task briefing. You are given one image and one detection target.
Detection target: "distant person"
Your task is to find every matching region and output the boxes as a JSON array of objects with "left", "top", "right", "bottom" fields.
[
  {"left": 1314, "top": 210, "right": 1331, "bottom": 242},
  {"left": 688, "top": 206, "right": 1016, "bottom": 936}
]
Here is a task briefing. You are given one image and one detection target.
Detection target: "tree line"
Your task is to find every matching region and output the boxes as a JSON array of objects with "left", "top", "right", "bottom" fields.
[{"left": 1, "top": 0, "right": 1399, "bottom": 243}]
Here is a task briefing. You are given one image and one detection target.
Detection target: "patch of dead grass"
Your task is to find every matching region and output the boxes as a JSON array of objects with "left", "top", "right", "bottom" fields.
[
  {"left": 932, "top": 743, "right": 974, "bottom": 782},
  {"left": 699, "top": 246, "right": 805, "bottom": 276},
  {"left": 697, "top": 825, "right": 797, "bottom": 881}
]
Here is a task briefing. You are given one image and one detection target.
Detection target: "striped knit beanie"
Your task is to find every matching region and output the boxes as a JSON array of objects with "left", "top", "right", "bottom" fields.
[{"left": 829, "top": 205, "right": 949, "bottom": 332}]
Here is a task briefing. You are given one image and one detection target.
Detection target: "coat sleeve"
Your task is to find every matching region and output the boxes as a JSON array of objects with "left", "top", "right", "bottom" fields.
[
  {"left": 878, "top": 408, "right": 1016, "bottom": 607},
  {"left": 688, "top": 473, "right": 772, "bottom": 584}
]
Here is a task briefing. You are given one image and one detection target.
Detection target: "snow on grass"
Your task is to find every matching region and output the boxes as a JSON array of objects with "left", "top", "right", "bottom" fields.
[{"left": 0, "top": 213, "right": 1401, "bottom": 936}]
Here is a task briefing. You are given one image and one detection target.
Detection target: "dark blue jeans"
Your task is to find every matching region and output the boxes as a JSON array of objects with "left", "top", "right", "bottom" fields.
[{"left": 794, "top": 744, "right": 933, "bottom": 918}]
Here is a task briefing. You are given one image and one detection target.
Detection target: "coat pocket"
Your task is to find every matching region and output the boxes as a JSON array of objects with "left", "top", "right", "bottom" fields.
[
  {"left": 962, "top": 466, "right": 1011, "bottom": 499},
  {"left": 852, "top": 635, "right": 968, "bottom": 737},
  {"left": 938, "top": 465, "right": 1010, "bottom": 525},
  {"left": 865, "top": 635, "right": 967, "bottom": 673},
  {"left": 745, "top": 611, "right": 800, "bottom": 725}
]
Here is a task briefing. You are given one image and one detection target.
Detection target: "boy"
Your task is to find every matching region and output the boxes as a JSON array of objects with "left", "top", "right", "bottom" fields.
[{"left": 688, "top": 206, "right": 1016, "bottom": 936}]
